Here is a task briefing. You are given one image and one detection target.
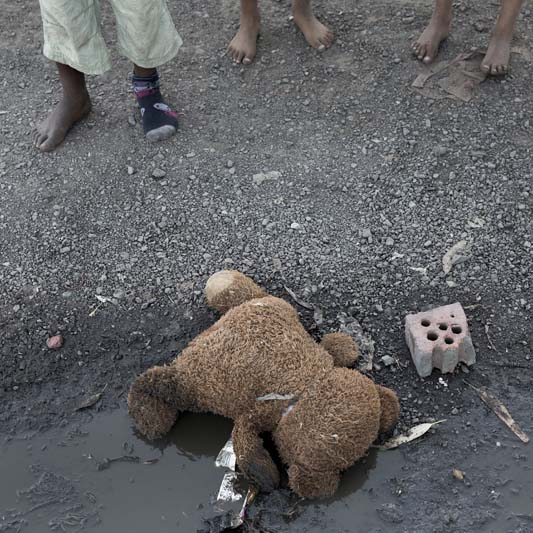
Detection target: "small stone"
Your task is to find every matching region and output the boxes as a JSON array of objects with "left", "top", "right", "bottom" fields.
[
  {"left": 252, "top": 171, "right": 281, "bottom": 185},
  {"left": 226, "top": 160, "right": 234, "bottom": 168},
  {"left": 451, "top": 407, "right": 459, "bottom": 415},
  {"left": 434, "top": 145, "right": 448, "bottom": 157},
  {"left": 377, "top": 503, "right": 404, "bottom": 524},
  {"left": 113, "top": 289, "right": 125, "bottom": 299},
  {"left": 127, "top": 166, "right": 135, "bottom": 175},
  {"left": 290, "top": 222, "right": 301, "bottom": 230},
  {"left": 13, "top": 305, "right": 20, "bottom": 313},
  {"left": 128, "top": 116, "right": 136, "bottom": 126},
  {"left": 381, "top": 355, "right": 395, "bottom": 366},
  {"left": 453, "top": 468, "right": 465, "bottom": 481},
  {"left": 47, "top": 335, "right": 64, "bottom": 350},
  {"left": 385, "top": 237, "right": 394, "bottom": 246},
  {"left": 152, "top": 168, "right": 166, "bottom": 179}
]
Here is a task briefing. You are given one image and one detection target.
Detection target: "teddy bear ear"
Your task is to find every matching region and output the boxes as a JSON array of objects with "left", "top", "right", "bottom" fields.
[
  {"left": 376, "top": 385, "right": 400, "bottom": 433},
  {"left": 287, "top": 464, "right": 340, "bottom": 499},
  {"left": 205, "top": 270, "right": 267, "bottom": 313}
]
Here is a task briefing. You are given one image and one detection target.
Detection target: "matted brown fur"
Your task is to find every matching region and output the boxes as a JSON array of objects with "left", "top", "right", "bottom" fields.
[{"left": 128, "top": 270, "right": 400, "bottom": 499}]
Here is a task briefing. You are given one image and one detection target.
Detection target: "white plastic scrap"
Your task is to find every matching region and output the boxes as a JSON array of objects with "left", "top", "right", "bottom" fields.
[
  {"left": 216, "top": 472, "right": 243, "bottom": 503},
  {"left": 256, "top": 393, "right": 295, "bottom": 401},
  {"left": 214, "top": 439, "right": 256, "bottom": 529},
  {"left": 215, "top": 439, "right": 236, "bottom": 471}
]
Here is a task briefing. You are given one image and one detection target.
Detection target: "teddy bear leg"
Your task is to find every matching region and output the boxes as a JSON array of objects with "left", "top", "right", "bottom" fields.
[
  {"left": 232, "top": 416, "right": 280, "bottom": 492},
  {"left": 205, "top": 270, "right": 267, "bottom": 314},
  {"left": 287, "top": 463, "right": 340, "bottom": 499},
  {"left": 320, "top": 333, "right": 359, "bottom": 367},
  {"left": 376, "top": 385, "right": 400, "bottom": 433}
]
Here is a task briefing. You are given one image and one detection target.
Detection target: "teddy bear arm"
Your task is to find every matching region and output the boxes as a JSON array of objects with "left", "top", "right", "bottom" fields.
[
  {"left": 287, "top": 463, "right": 340, "bottom": 499},
  {"left": 128, "top": 365, "right": 196, "bottom": 439},
  {"left": 320, "top": 333, "right": 360, "bottom": 367},
  {"left": 232, "top": 416, "right": 280, "bottom": 493}
]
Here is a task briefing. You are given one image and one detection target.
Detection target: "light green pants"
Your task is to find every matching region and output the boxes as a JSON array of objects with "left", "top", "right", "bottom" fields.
[{"left": 38, "top": 0, "right": 183, "bottom": 75}]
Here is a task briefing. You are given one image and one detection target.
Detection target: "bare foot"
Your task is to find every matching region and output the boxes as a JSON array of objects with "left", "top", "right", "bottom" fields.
[
  {"left": 292, "top": 0, "right": 334, "bottom": 50},
  {"left": 228, "top": 20, "right": 260, "bottom": 65},
  {"left": 481, "top": 35, "right": 512, "bottom": 76},
  {"left": 33, "top": 93, "right": 91, "bottom": 152},
  {"left": 412, "top": 19, "right": 451, "bottom": 64},
  {"left": 481, "top": 0, "right": 523, "bottom": 75}
]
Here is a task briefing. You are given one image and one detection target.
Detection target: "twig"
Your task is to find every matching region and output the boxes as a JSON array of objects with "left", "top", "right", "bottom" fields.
[
  {"left": 465, "top": 381, "right": 529, "bottom": 444},
  {"left": 484, "top": 323, "right": 499, "bottom": 353}
]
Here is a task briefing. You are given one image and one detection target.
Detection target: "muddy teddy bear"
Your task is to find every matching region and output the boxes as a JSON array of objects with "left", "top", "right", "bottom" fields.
[{"left": 128, "top": 271, "right": 400, "bottom": 498}]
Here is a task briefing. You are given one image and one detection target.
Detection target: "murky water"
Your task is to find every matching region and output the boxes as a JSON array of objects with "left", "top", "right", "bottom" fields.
[{"left": 1, "top": 409, "right": 532, "bottom": 532}]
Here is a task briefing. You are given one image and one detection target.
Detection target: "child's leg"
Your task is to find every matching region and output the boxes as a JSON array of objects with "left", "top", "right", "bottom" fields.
[
  {"left": 412, "top": 0, "right": 453, "bottom": 64},
  {"left": 110, "top": 0, "right": 182, "bottom": 141},
  {"left": 228, "top": 0, "right": 260, "bottom": 65},
  {"left": 33, "top": 63, "right": 91, "bottom": 152},
  {"left": 291, "top": 0, "right": 334, "bottom": 50},
  {"left": 35, "top": 0, "right": 110, "bottom": 151},
  {"left": 132, "top": 66, "right": 179, "bottom": 142},
  {"left": 482, "top": 0, "right": 524, "bottom": 75}
]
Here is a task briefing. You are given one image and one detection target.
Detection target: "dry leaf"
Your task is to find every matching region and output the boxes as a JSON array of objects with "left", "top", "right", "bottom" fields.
[
  {"left": 381, "top": 420, "right": 446, "bottom": 450},
  {"left": 285, "top": 286, "right": 323, "bottom": 327},
  {"left": 75, "top": 384, "right": 107, "bottom": 411},
  {"left": 453, "top": 468, "right": 465, "bottom": 481},
  {"left": 443, "top": 240, "right": 467, "bottom": 274},
  {"left": 466, "top": 382, "right": 529, "bottom": 443},
  {"left": 284, "top": 287, "right": 314, "bottom": 310}
]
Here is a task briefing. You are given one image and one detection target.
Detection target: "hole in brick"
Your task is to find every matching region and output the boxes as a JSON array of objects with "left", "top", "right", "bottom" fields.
[
  {"left": 452, "top": 325, "right": 462, "bottom": 334},
  {"left": 427, "top": 331, "right": 438, "bottom": 341},
  {"left": 421, "top": 319, "right": 431, "bottom": 327},
  {"left": 444, "top": 337, "right": 454, "bottom": 345},
  {"left": 438, "top": 323, "right": 448, "bottom": 331},
  {"left": 450, "top": 314, "right": 455, "bottom": 318}
]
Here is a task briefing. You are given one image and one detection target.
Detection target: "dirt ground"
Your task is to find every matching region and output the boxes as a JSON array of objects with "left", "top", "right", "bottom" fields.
[{"left": 1, "top": 0, "right": 532, "bottom": 532}]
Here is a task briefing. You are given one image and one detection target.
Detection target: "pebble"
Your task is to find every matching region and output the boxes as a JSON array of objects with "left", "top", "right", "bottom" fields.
[
  {"left": 152, "top": 168, "right": 166, "bottom": 179},
  {"left": 290, "top": 222, "right": 301, "bottom": 230},
  {"left": 434, "top": 145, "right": 449, "bottom": 157},
  {"left": 381, "top": 355, "right": 395, "bottom": 366},
  {"left": 127, "top": 166, "right": 135, "bottom": 175},
  {"left": 47, "top": 335, "right": 64, "bottom": 350}
]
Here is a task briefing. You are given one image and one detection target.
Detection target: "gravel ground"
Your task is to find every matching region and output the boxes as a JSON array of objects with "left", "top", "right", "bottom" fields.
[{"left": 1, "top": 0, "right": 532, "bottom": 531}]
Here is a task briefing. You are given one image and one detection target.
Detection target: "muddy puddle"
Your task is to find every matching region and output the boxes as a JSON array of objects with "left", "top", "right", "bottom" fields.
[{"left": 1, "top": 409, "right": 532, "bottom": 532}]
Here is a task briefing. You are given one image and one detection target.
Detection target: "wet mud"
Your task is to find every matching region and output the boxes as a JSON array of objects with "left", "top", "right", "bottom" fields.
[{"left": 2, "top": 405, "right": 532, "bottom": 533}]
